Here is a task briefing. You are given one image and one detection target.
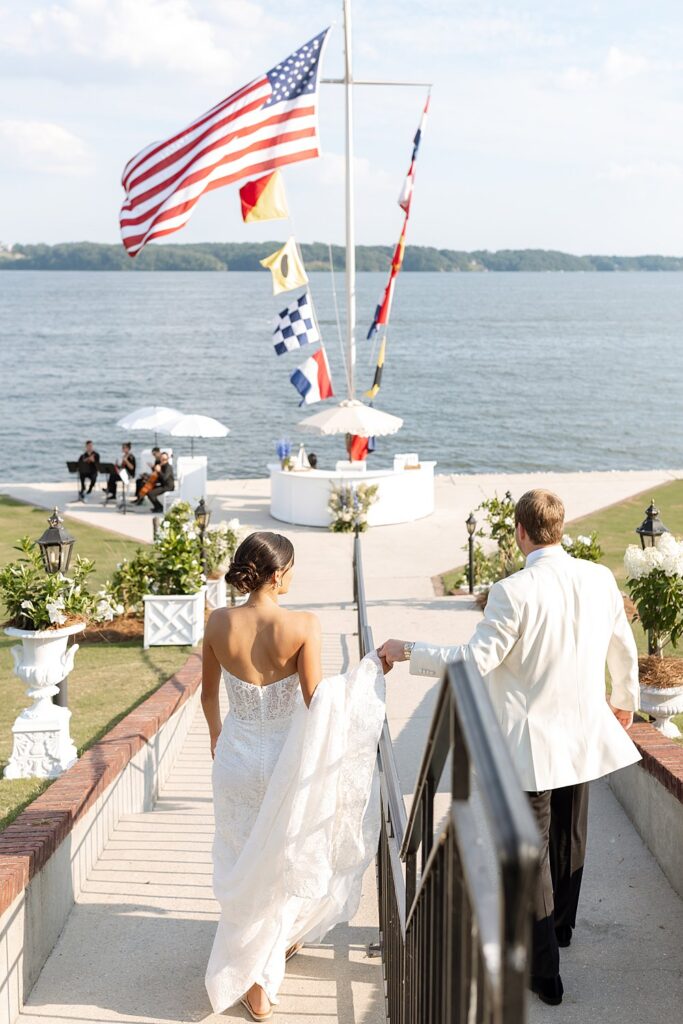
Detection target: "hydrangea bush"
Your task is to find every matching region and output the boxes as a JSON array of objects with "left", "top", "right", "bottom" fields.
[
  {"left": 328, "top": 483, "right": 378, "bottom": 533},
  {"left": 561, "top": 532, "right": 603, "bottom": 562},
  {"left": 0, "top": 536, "right": 95, "bottom": 631},
  {"left": 624, "top": 534, "right": 683, "bottom": 655}
]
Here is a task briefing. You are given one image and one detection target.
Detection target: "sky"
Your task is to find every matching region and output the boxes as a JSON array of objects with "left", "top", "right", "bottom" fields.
[{"left": 1, "top": 0, "right": 682, "bottom": 255}]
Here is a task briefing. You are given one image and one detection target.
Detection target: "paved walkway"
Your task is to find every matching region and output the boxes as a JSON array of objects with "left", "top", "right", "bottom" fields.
[{"left": 3, "top": 469, "right": 683, "bottom": 1023}]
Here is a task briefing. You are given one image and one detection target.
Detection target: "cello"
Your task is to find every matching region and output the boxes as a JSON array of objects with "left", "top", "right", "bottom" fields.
[{"left": 138, "top": 466, "right": 160, "bottom": 499}]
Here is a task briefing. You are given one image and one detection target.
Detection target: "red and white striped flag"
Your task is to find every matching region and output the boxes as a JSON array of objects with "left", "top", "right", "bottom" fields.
[{"left": 119, "top": 28, "right": 329, "bottom": 257}]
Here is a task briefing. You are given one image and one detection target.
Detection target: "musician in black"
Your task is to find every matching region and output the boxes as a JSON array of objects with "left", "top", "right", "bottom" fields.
[
  {"left": 104, "top": 443, "right": 136, "bottom": 501},
  {"left": 135, "top": 447, "right": 161, "bottom": 499},
  {"left": 145, "top": 451, "right": 175, "bottom": 512},
  {"left": 77, "top": 441, "right": 100, "bottom": 500}
]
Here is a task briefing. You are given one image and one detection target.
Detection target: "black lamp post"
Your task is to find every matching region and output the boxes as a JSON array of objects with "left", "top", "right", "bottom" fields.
[
  {"left": 36, "top": 508, "right": 76, "bottom": 708},
  {"left": 36, "top": 507, "right": 75, "bottom": 576},
  {"left": 636, "top": 500, "right": 670, "bottom": 655},
  {"left": 466, "top": 512, "right": 477, "bottom": 595},
  {"left": 635, "top": 499, "right": 669, "bottom": 550},
  {"left": 194, "top": 499, "right": 211, "bottom": 574}
]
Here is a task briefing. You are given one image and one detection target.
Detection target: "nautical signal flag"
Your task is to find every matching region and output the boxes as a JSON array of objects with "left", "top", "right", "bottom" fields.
[
  {"left": 290, "top": 348, "right": 334, "bottom": 406},
  {"left": 273, "top": 292, "right": 320, "bottom": 355},
  {"left": 367, "top": 217, "right": 407, "bottom": 341},
  {"left": 365, "top": 336, "right": 386, "bottom": 400},
  {"left": 398, "top": 95, "right": 429, "bottom": 215},
  {"left": 260, "top": 236, "right": 308, "bottom": 294},
  {"left": 348, "top": 434, "right": 376, "bottom": 461},
  {"left": 240, "top": 171, "right": 289, "bottom": 222},
  {"left": 119, "top": 28, "right": 329, "bottom": 257}
]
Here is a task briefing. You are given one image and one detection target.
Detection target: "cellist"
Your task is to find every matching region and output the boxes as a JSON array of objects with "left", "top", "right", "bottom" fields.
[{"left": 134, "top": 447, "right": 161, "bottom": 501}]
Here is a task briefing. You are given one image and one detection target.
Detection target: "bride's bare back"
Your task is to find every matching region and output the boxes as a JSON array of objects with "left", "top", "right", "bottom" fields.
[{"left": 203, "top": 602, "right": 322, "bottom": 704}]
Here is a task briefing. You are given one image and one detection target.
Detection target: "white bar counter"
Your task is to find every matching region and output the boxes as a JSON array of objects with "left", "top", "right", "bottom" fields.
[{"left": 269, "top": 461, "right": 436, "bottom": 528}]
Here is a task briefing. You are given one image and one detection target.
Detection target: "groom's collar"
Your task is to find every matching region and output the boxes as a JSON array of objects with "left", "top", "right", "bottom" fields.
[{"left": 525, "top": 545, "right": 566, "bottom": 568}]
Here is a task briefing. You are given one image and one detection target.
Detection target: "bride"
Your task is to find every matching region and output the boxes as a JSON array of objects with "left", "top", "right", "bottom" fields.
[{"left": 201, "top": 531, "right": 386, "bottom": 1020}]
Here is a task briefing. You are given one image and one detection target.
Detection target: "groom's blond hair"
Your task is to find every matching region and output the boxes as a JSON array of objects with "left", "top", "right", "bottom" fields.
[{"left": 515, "top": 489, "right": 565, "bottom": 545}]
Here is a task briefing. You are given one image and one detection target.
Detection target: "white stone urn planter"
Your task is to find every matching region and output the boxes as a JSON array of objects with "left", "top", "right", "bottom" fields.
[
  {"left": 4, "top": 621, "right": 84, "bottom": 779},
  {"left": 639, "top": 685, "right": 683, "bottom": 739},
  {"left": 143, "top": 587, "right": 206, "bottom": 649}
]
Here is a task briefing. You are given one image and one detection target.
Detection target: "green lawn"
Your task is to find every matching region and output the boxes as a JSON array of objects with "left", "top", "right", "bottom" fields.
[
  {"left": 0, "top": 495, "right": 191, "bottom": 831},
  {"left": 565, "top": 479, "right": 683, "bottom": 586},
  {"left": 0, "top": 494, "right": 146, "bottom": 591}
]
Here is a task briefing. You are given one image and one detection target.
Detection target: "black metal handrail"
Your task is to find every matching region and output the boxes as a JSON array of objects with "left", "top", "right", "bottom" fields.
[{"left": 353, "top": 530, "right": 540, "bottom": 1024}]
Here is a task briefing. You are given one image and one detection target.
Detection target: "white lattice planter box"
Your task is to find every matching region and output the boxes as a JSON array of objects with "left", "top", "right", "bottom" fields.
[
  {"left": 206, "top": 577, "right": 227, "bottom": 610},
  {"left": 143, "top": 588, "right": 206, "bottom": 649}
]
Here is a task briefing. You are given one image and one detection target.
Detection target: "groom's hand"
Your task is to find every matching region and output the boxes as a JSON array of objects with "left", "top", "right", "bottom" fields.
[
  {"left": 610, "top": 704, "right": 634, "bottom": 731},
  {"left": 376, "top": 651, "right": 393, "bottom": 674},
  {"left": 378, "top": 639, "right": 409, "bottom": 668}
]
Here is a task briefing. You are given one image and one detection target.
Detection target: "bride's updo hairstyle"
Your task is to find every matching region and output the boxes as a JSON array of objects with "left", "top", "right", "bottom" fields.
[{"left": 225, "top": 531, "right": 295, "bottom": 594}]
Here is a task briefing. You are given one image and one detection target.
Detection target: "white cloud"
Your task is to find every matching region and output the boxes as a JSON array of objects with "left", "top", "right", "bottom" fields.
[
  {"left": 318, "top": 153, "right": 394, "bottom": 191},
  {"left": 604, "top": 46, "right": 649, "bottom": 82},
  {"left": 0, "top": 120, "right": 93, "bottom": 175},
  {"left": 603, "top": 160, "right": 683, "bottom": 182},
  {"left": 560, "top": 45, "right": 649, "bottom": 90},
  {"left": 0, "top": 0, "right": 275, "bottom": 79}
]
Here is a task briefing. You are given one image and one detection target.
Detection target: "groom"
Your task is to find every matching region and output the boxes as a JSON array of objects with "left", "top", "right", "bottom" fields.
[{"left": 379, "top": 488, "right": 641, "bottom": 1006}]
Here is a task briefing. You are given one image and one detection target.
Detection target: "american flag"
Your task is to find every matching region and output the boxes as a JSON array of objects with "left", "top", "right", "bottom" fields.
[{"left": 119, "top": 28, "right": 329, "bottom": 257}]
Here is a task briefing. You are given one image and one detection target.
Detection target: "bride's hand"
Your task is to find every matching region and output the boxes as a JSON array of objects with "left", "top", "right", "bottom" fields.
[{"left": 210, "top": 734, "right": 220, "bottom": 759}]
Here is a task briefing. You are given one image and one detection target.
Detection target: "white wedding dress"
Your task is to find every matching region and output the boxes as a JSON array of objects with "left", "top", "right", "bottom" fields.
[{"left": 205, "top": 651, "right": 385, "bottom": 1014}]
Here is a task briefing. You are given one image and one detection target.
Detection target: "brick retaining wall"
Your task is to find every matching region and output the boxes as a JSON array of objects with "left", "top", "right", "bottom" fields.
[{"left": 609, "top": 718, "right": 683, "bottom": 898}]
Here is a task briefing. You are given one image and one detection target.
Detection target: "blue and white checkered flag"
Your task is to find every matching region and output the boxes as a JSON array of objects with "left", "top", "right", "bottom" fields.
[{"left": 272, "top": 291, "right": 320, "bottom": 356}]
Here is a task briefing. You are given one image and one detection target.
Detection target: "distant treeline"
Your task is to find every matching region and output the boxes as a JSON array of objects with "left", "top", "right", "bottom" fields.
[{"left": 1, "top": 241, "right": 682, "bottom": 272}]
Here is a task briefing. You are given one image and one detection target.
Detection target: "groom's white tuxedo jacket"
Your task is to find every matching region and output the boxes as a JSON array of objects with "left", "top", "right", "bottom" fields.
[{"left": 410, "top": 546, "right": 641, "bottom": 792}]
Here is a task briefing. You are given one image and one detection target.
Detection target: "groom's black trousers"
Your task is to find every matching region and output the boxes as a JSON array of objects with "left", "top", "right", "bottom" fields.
[{"left": 526, "top": 783, "right": 590, "bottom": 979}]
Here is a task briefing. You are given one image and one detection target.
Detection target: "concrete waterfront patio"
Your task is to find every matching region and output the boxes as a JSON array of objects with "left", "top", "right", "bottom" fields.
[{"left": 2, "top": 468, "right": 683, "bottom": 1023}]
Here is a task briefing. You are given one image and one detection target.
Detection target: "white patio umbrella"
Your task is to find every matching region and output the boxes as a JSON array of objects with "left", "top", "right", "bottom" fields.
[
  {"left": 167, "top": 413, "right": 230, "bottom": 456},
  {"left": 298, "top": 399, "right": 403, "bottom": 438},
  {"left": 116, "top": 406, "right": 183, "bottom": 444}
]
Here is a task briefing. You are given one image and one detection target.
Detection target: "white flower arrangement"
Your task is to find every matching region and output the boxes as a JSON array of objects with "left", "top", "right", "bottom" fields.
[
  {"left": 624, "top": 532, "right": 683, "bottom": 654},
  {"left": 624, "top": 534, "right": 683, "bottom": 580},
  {"left": 328, "top": 483, "right": 378, "bottom": 533}
]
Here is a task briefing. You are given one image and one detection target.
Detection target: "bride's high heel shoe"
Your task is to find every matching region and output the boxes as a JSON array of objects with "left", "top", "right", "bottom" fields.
[
  {"left": 240, "top": 993, "right": 273, "bottom": 1022},
  {"left": 285, "top": 943, "right": 303, "bottom": 962}
]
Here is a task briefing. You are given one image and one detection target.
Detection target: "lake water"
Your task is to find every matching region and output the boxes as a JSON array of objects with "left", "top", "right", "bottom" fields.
[{"left": 1, "top": 270, "right": 682, "bottom": 482}]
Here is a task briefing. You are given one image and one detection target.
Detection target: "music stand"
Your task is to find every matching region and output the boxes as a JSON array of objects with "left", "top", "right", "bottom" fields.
[{"left": 118, "top": 468, "right": 130, "bottom": 515}]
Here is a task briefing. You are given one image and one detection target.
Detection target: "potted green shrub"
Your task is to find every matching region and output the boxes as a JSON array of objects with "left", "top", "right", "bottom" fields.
[
  {"left": 142, "top": 502, "right": 206, "bottom": 649},
  {"left": 203, "top": 518, "right": 241, "bottom": 610}
]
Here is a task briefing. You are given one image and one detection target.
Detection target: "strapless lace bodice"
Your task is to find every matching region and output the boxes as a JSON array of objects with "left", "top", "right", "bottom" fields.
[{"left": 222, "top": 670, "right": 302, "bottom": 723}]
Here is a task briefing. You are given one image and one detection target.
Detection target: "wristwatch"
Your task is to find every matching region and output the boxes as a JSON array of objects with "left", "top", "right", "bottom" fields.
[{"left": 403, "top": 641, "right": 415, "bottom": 661}]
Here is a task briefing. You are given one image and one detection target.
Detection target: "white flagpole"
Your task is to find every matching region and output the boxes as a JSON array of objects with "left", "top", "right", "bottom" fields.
[{"left": 343, "top": 0, "right": 355, "bottom": 400}]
